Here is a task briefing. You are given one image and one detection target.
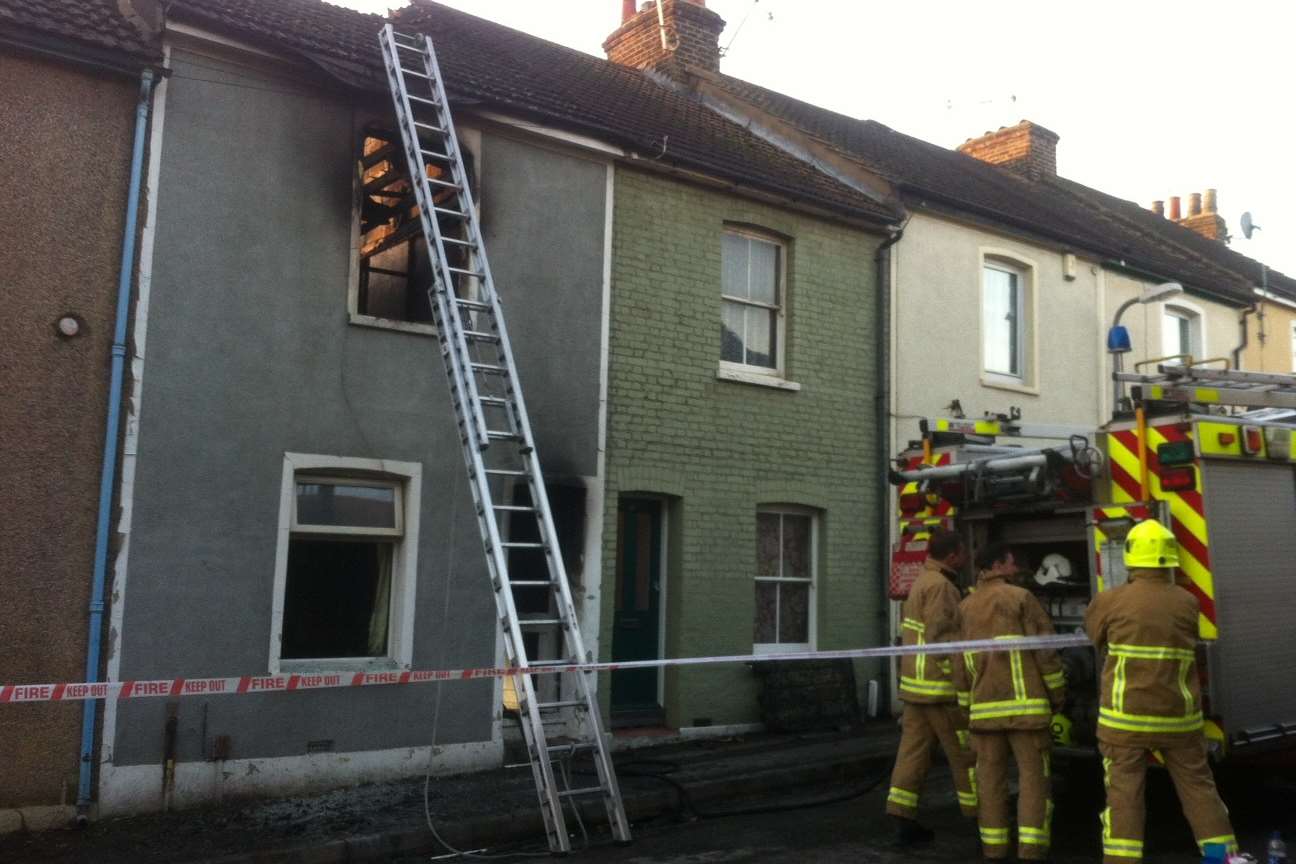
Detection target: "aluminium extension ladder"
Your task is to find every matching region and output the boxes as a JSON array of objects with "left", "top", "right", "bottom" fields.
[{"left": 377, "top": 24, "right": 630, "bottom": 853}]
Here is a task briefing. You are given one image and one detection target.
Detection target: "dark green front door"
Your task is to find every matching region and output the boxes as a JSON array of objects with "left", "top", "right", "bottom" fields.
[{"left": 611, "top": 499, "right": 663, "bottom": 718}]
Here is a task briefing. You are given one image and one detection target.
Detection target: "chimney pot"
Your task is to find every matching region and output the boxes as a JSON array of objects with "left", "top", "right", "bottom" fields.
[
  {"left": 622, "top": 0, "right": 636, "bottom": 23},
  {"left": 1188, "top": 192, "right": 1202, "bottom": 217},
  {"left": 1169, "top": 196, "right": 1182, "bottom": 220},
  {"left": 1204, "top": 188, "right": 1218, "bottom": 214},
  {"left": 1152, "top": 200, "right": 1165, "bottom": 217}
]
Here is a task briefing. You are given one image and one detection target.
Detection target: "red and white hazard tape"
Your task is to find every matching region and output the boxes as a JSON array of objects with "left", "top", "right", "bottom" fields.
[{"left": 0, "top": 633, "right": 1090, "bottom": 704}]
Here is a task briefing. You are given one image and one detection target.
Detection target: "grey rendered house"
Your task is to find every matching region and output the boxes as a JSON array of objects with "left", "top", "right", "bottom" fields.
[{"left": 85, "top": 0, "right": 901, "bottom": 814}]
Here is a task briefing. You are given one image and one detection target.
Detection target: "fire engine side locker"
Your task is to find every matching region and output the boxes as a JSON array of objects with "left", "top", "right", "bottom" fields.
[{"left": 1197, "top": 450, "right": 1296, "bottom": 749}]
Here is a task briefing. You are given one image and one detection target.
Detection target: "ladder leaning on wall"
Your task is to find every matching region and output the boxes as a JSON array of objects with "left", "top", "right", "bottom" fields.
[{"left": 376, "top": 24, "right": 631, "bottom": 854}]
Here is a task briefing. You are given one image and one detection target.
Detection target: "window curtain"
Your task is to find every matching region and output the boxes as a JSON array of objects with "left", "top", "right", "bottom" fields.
[{"left": 367, "top": 546, "right": 394, "bottom": 656}]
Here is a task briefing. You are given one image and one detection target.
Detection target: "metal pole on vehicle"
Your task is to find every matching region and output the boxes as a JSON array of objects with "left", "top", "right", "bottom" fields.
[{"left": 1107, "top": 282, "right": 1184, "bottom": 412}]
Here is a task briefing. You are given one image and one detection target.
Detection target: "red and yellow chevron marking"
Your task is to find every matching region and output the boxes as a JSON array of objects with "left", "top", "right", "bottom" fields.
[
  {"left": 1091, "top": 505, "right": 1152, "bottom": 592},
  {"left": 898, "top": 451, "right": 955, "bottom": 533},
  {"left": 1105, "top": 425, "right": 1218, "bottom": 639}
]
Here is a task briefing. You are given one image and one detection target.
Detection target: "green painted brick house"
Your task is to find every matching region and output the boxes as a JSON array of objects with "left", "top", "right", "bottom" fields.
[{"left": 598, "top": 164, "right": 896, "bottom": 730}]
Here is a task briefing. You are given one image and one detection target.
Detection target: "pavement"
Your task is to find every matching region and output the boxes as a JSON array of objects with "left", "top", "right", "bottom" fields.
[
  {"left": 6, "top": 724, "right": 1292, "bottom": 864},
  {"left": 0, "top": 724, "right": 901, "bottom": 864}
]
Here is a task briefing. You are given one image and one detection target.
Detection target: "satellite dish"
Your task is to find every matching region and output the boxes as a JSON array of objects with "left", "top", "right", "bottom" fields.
[{"left": 1241, "top": 211, "right": 1259, "bottom": 239}]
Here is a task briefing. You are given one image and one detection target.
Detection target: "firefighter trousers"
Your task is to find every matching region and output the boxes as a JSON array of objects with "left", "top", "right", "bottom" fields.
[
  {"left": 886, "top": 702, "right": 978, "bottom": 820},
  {"left": 1099, "top": 740, "right": 1236, "bottom": 864},
  {"left": 972, "top": 729, "right": 1053, "bottom": 861}
]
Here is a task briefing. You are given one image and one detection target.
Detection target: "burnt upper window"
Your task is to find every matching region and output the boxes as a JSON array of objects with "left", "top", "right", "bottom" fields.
[{"left": 354, "top": 127, "right": 477, "bottom": 326}]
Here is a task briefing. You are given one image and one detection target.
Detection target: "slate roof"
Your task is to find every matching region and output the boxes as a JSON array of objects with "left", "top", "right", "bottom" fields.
[
  {"left": 0, "top": 0, "right": 160, "bottom": 63},
  {"left": 163, "top": 0, "right": 900, "bottom": 225},
  {"left": 701, "top": 73, "right": 1295, "bottom": 303}
]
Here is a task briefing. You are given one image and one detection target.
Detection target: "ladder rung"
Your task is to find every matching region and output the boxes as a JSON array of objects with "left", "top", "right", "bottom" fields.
[
  {"left": 508, "top": 580, "right": 554, "bottom": 587},
  {"left": 493, "top": 504, "right": 536, "bottom": 512},
  {"left": 478, "top": 395, "right": 508, "bottom": 405},
  {"left": 426, "top": 177, "right": 461, "bottom": 190},
  {"left": 412, "top": 120, "right": 444, "bottom": 134},
  {"left": 487, "top": 431, "right": 522, "bottom": 441},
  {"left": 399, "top": 66, "right": 432, "bottom": 79},
  {"left": 485, "top": 469, "right": 526, "bottom": 476},
  {"left": 501, "top": 542, "right": 546, "bottom": 549},
  {"left": 421, "top": 148, "right": 453, "bottom": 161},
  {"left": 448, "top": 267, "right": 485, "bottom": 279},
  {"left": 547, "top": 741, "right": 598, "bottom": 754},
  {"left": 433, "top": 207, "right": 467, "bottom": 219},
  {"left": 442, "top": 236, "right": 477, "bottom": 248},
  {"left": 407, "top": 94, "right": 441, "bottom": 107},
  {"left": 520, "top": 618, "right": 565, "bottom": 628},
  {"left": 537, "top": 700, "right": 587, "bottom": 711},
  {"left": 471, "top": 363, "right": 509, "bottom": 375},
  {"left": 558, "top": 787, "right": 606, "bottom": 799},
  {"left": 456, "top": 298, "right": 491, "bottom": 311}
]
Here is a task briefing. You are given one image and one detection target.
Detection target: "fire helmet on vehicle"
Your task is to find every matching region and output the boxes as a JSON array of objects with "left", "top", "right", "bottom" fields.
[
  {"left": 1034, "top": 553, "right": 1075, "bottom": 586},
  {"left": 1123, "top": 519, "right": 1180, "bottom": 569}
]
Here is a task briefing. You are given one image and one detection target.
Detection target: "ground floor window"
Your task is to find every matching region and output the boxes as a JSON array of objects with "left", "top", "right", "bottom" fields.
[
  {"left": 754, "top": 507, "right": 818, "bottom": 653},
  {"left": 272, "top": 455, "right": 422, "bottom": 671}
]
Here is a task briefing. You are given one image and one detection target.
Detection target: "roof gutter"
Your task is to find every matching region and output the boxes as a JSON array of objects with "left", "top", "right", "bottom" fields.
[
  {"left": 0, "top": 32, "right": 157, "bottom": 78},
  {"left": 77, "top": 66, "right": 156, "bottom": 821}
]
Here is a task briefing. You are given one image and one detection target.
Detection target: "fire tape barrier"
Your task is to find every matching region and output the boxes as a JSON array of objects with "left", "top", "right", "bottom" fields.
[{"left": 0, "top": 632, "right": 1092, "bottom": 705}]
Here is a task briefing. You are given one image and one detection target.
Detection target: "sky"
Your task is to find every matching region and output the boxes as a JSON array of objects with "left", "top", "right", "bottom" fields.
[{"left": 339, "top": 0, "right": 1295, "bottom": 279}]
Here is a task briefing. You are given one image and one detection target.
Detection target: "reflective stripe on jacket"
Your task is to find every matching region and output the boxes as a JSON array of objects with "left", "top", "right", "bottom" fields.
[
  {"left": 897, "top": 559, "right": 961, "bottom": 704},
  {"left": 954, "top": 571, "right": 1065, "bottom": 731},
  {"left": 1085, "top": 568, "right": 1205, "bottom": 747}
]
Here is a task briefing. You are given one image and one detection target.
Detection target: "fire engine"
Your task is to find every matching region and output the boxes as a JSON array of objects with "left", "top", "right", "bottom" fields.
[{"left": 890, "top": 363, "right": 1296, "bottom": 757}]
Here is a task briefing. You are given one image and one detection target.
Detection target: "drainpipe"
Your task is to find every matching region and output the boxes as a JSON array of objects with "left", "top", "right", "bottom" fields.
[
  {"left": 78, "top": 67, "right": 155, "bottom": 820},
  {"left": 1232, "top": 304, "right": 1256, "bottom": 371},
  {"left": 873, "top": 221, "right": 904, "bottom": 717}
]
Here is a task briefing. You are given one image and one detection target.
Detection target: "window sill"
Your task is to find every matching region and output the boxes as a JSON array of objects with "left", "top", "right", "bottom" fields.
[
  {"left": 349, "top": 312, "right": 437, "bottom": 337},
  {"left": 275, "top": 656, "right": 404, "bottom": 674},
  {"left": 717, "top": 365, "right": 801, "bottom": 392},
  {"left": 980, "top": 373, "right": 1039, "bottom": 396},
  {"left": 751, "top": 643, "right": 814, "bottom": 656}
]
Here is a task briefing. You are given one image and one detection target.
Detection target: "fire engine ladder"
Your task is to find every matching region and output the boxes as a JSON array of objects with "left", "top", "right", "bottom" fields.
[
  {"left": 378, "top": 24, "right": 630, "bottom": 853},
  {"left": 1119, "top": 364, "right": 1296, "bottom": 410}
]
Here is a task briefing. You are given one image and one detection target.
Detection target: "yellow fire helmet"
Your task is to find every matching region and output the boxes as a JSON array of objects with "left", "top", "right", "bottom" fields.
[{"left": 1123, "top": 519, "right": 1180, "bottom": 569}]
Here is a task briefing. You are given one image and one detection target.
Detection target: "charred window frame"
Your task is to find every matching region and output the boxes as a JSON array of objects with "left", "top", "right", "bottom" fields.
[{"left": 351, "top": 126, "right": 478, "bottom": 330}]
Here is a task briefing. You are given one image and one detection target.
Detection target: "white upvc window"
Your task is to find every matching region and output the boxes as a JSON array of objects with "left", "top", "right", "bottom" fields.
[
  {"left": 982, "top": 261, "right": 1026, "bottom": 379},
  {"left": 753, "top": 507, "right": 818, "bottom": 654},
  {"left": 270, "top": 454, "right": 422, "bottom": 673},
  {"left": 721, "top": 229, "right": 786, "bottom": 376},
  {"left": 1162, "top": 305, "right": 1203, "bottom": 362}
]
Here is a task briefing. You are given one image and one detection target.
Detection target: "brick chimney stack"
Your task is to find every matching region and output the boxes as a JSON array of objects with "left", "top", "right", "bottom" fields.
[
  {"left": 1151, "top": 200, "right": 1165, "bottom": 217},
  {"left": 957, "top": 120, "right": 1060, "bottom": 181},
  {"left": 1176, "top": 187, "right": 1229, "bottom": 242},
  {"left": 604, "top": 0, "right": 727, "bottom": 73},
  {"left": 1169, "top": 196, "right": 1182, "bottom": 220}
]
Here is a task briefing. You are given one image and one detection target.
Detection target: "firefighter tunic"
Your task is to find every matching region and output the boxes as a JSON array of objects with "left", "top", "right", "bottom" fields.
[
  {"left": 885, "top": 559, "right": 978, "bottom": 820},
  {"left": 1085, "top": 567, "right": 1236, "bottom": 863},
  {"left": 955, "top": 570, "right": 1066, "bottom": 861}
]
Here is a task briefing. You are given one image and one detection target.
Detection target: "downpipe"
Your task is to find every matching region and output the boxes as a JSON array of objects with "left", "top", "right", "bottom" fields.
[
  {"left": 873, "top": 222, "right": 904, "bottom": 717},
  {"left": 77, "top": 67, "right": 155, "bottom": 821},
  {"left": 1231, "top": 303, "right": 1256, "bottom": 371}
]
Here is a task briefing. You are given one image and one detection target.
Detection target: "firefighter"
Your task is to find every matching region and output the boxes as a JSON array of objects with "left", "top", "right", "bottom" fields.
[
  {"left": 1084, "top": 519, "right": 1236, "bottom": 863},
  {"left": 955, "top": 543, "right": 1066, "bottom": 862},
  {"left": 886, "top": 528, "right": 978, "bottom": 845}
]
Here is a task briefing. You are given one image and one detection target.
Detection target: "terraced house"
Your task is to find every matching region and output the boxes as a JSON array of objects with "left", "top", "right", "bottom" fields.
[{"left": 0, "top": 0, "right": 902, "bottom": 817}]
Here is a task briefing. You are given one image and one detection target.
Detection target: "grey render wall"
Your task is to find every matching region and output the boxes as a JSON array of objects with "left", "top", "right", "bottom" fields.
[
  {"left": 111, "top": 47, "right": 605, "bottom": 768},
  {"left": 480, "top": 133, "right": 605, "bottom": 480}
]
